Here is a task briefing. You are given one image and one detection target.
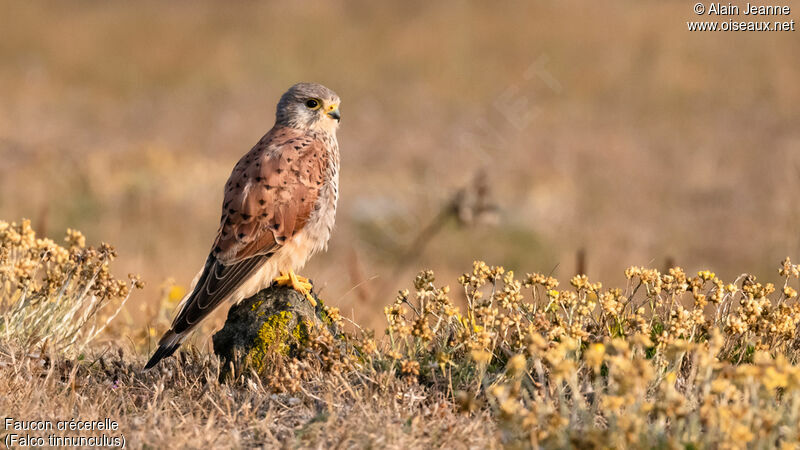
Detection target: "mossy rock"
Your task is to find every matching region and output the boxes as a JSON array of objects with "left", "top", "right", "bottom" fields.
[{"left": 212, "top": 284, "right": 333, "bottom": 381}]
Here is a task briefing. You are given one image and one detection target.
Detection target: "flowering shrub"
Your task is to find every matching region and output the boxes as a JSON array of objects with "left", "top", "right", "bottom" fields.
[
  {"left": 0, "top": 219, "right": 143, "bottom": 354},
  {"left": 319, "top": 259, "right": 800, "bottom": 447}
]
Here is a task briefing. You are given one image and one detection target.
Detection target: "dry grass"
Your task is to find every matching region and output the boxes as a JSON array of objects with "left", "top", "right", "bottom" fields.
[
  {"left": 1, "top": 1, "right": 799, "bottom": 333},
  {"left": 0, "top": 345, "right": 497, "bottom": 448},
  {"left": 4, "top": 224, "right": 800, "bottom": 448}
]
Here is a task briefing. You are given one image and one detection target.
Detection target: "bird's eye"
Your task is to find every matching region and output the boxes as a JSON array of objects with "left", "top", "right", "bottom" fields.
[{"left": 305, "top": 99, "right": 320, "bottom": 109}]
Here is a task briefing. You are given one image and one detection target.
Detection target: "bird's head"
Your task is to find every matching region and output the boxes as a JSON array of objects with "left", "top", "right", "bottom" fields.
[{"left": 275, "top": 82, "right": 341, "bottom": 134}]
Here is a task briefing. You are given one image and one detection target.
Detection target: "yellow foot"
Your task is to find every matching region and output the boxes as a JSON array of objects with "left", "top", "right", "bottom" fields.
[{"left": 273, "top": 270, "right": 317, "bottom": 307}]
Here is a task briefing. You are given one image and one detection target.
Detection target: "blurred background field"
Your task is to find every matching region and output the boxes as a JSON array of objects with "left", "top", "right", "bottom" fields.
[{"left": 1, "top": 0, "right": 798, "bottom": 339}]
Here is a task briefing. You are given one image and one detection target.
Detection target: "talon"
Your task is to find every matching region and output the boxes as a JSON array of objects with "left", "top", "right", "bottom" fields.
[{"left": 273, "top": 270, "right": 317, "bottom": 307}]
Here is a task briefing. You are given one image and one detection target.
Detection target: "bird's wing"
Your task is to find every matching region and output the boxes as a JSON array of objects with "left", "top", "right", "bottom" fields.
[{"left": 169, "top": 126, "right": 329, "bottom": 336}]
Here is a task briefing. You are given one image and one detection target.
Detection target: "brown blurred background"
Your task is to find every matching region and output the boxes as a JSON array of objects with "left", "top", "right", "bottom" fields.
[{"left": 1, "top": 1, "right": 799, "bottom": 334}]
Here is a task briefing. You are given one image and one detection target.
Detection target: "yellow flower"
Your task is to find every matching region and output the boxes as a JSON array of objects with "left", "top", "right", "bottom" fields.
[
  {"left": 168, "top": 285, "right": 186, "bottom": 304},
  {"left": 584, "top": 343, "right": 606, "bottom": 371},
  {"left": 698, "top": 270, "right": 716, "bottom": 281}
]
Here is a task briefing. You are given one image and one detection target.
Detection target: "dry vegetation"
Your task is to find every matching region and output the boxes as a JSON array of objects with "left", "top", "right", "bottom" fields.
[
  {"left": 0, "top": 220, "right": 143, "bottom": 355},
  {"left": 2, "top": 1, "right": 799, "bottom": 334},
  {"left": 2, "top": 1, "right": 800, "bottom": 448},
  {"left": 4, "top": 222, "right": 800, "bottom": 448}
]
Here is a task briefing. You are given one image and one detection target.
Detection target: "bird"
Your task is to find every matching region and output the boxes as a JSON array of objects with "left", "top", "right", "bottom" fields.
[{"left": 145, "top": 82, "right": 341, "bottom": 369}]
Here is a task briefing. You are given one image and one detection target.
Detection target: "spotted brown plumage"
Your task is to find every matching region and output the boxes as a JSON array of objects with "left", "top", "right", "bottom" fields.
[
  {"left": 146, "top": 83, "right": 341, "bottom": 369},
  {"left": 215, "top": 127, "right": 329, "bottom": 263}
]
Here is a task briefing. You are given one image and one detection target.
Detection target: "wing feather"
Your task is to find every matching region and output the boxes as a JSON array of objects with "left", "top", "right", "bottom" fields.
[{"left": 173, "top": 255, "right": 267, "bottom": 331}]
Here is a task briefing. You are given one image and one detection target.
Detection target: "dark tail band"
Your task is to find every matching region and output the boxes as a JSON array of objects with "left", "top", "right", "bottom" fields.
[{"left": 144, "top": 340, "right": 180, "bottom": 370}]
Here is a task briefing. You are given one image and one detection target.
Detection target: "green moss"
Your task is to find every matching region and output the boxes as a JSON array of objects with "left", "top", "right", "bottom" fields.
[
  {"left": 293, "top": 319, "right": 311, "bottom": 343},
  {"left": 246, "top": 311, "right": 293, "bottom": 372},
  {"left": 244, "top": 310, "right": 318, "bottom": 372}
]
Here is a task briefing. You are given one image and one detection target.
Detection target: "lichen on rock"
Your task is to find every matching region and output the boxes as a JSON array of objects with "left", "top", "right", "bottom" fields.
[
  {"left": 212, "top": 284, "right": 332, "bottom": 381},
  {"left": 247, "top": 310, "right": 292, "bottom": 371}
]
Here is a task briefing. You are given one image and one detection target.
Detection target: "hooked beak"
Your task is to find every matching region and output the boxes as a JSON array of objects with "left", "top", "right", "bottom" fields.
[{"left": 327, "top": 105, "right": 341, "bottom": 122}]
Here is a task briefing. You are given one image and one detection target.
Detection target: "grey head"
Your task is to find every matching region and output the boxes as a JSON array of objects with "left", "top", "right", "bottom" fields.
[{"left": 275, "top": 82, "right": 341, "bottom": 133}]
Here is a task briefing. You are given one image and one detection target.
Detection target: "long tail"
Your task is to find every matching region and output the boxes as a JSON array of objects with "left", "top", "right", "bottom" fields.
[
  {"left": 144, "top": 330, "right": 183, "bottom": 370},
  {"left": 143, "top": 253, "right": 268, "bottom": 370}
]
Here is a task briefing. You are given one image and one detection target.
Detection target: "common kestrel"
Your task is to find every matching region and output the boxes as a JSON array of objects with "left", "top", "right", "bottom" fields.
[{"left": 145, "top": 82, "right": 341, "bottom": 369}]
